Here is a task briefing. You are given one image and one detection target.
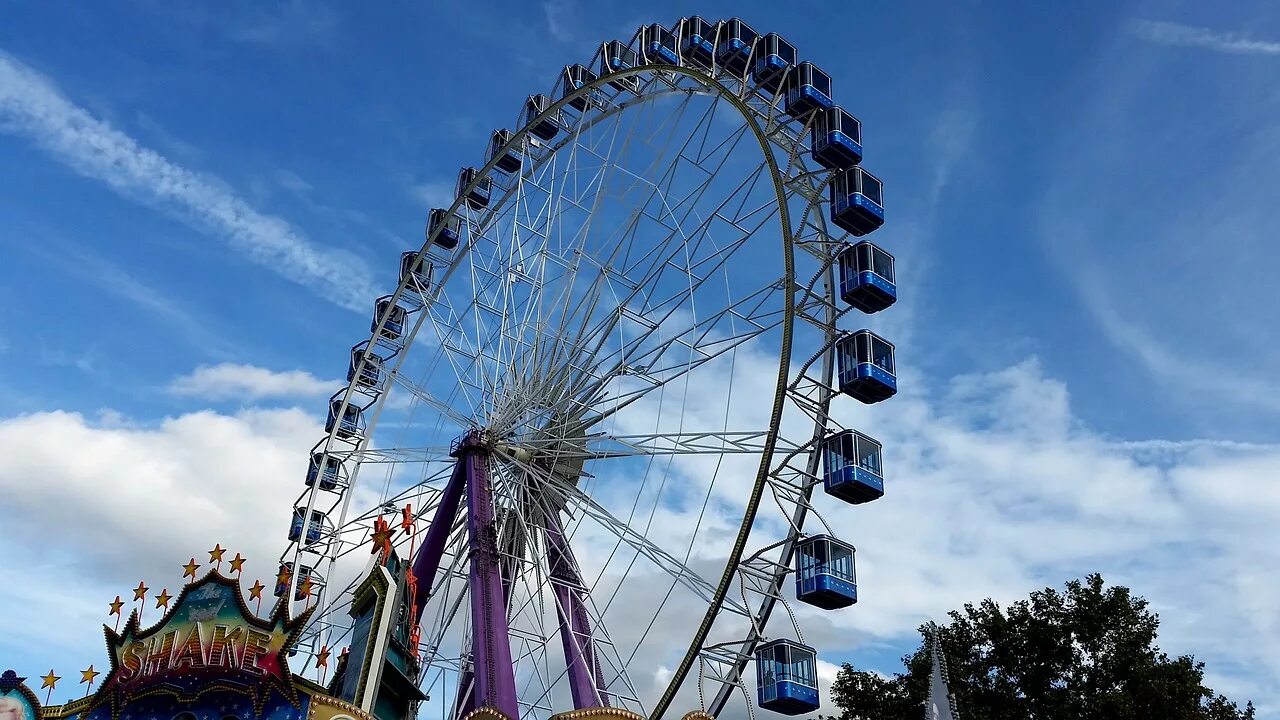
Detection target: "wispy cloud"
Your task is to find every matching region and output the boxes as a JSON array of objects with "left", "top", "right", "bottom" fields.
[
  {"left": 543, "top": 0, "right": 576, "bottom": 42},
  {"left": 227, "top": 1, "right": 339, "bottom": 46},
  {"left": 167, "top": 363, "right": 339, "bottom": 400},
  {"left": 409, "top": 180, "right": 455, "bottom": 209},
  {"left": 1131, "top": 19, "right": 1280, "bottom": 56},
  {"left": 0, "top": 50, "right": 378, "bottom": 312}
]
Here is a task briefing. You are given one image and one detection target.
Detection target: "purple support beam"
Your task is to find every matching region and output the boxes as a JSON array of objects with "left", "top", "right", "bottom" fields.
[
  {"left": 462, "top": 438, "right": 520, "bottom": 718},
  {"left": 410, "top": 456, "right": 469, "bottom": 624},
  {"left": 545, "top": 512, "right": 609, "bottom": 708}
]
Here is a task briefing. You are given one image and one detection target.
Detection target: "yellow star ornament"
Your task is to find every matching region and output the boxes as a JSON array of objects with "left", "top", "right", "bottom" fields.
[
  {"left": 229, "top": 552, "right": 246, "bottom": 574},
  {"left": 155, "top": 589, "right": 172, "bottom": 610},
  {"left": 40, "top": 670, "right": 60, "bottom": 690},
  {"left": 108, "top": 595, "right": 124, "bottom": 616},
  {"left": 132, "top": 581, "right": 148, "bottom": 601},
  {"left": 80, "top": 666, "right": 98, "bottom": 685},
  {"left": 249, "top": 579, "right": 266, "bottom": 601},
  {"left": 182, "top": 558, "right": 200, "bottom": 579},
  {"left": 208, "top": 543, "right": 226, "bottom": 564}
]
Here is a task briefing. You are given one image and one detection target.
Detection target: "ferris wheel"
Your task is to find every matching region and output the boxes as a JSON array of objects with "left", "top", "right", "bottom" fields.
[{"left": 278, "top": 15, "right": 898, "bottom": 720}]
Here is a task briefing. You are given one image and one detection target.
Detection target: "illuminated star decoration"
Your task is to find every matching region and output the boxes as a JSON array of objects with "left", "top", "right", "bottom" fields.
[
  {"left": 41, "top": 670, "right": 60, "bottom": 690},
  {"left": 249, "top": 579, "right": 266, "bottom": 614},
  {"left": 208, "top": 543, "right": 226, "bottom": 568},
  {"left": 132, "top": 581, "right": 148, "bottom": 601},
  {"left": 80, "top": 665, "right": 99, "bottom": 695},
  {"left": 182, "top": 558, "right": 200, "bottom": 580},
  {"left": 109, "top": 595, "right": 125, "bottom": 632},
  {"left": 316, "top": 645, "right": 331, "bottom": 669},
  {"left": 155, "top": 589, "right": 172, "bottom": 610},
  {"left": 298, "top": 576, "right": 313, "bottom": 601},
  {"left": 229, "top": 552, "right": 246, "bottom": 575},
  {"left": 41, "top": 670, "right": 59, "bottom": 703}
]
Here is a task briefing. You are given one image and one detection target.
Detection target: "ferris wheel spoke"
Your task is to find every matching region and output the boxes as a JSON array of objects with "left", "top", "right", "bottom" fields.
[
  {"left": 499, "top": 430, "right": 795, "bottom": 460},
  {"left": 504, "top": 456, "right": 749, "bottom": 617}
]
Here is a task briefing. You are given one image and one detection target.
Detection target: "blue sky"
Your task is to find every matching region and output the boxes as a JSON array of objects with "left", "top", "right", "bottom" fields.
[{"left": 2, "top": 0, "right": 1279, "bottom": 717}]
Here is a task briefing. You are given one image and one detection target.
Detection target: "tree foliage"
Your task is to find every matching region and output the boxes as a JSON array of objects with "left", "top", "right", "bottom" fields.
[{"left": 826, "top": 574, "right": 1254, "bottom": 720}]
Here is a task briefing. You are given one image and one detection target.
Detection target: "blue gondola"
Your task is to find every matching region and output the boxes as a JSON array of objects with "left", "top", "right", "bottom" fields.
[
  {"left": 837, "top": 241, "right": 895, "bottom": 313},
  {"left": 487, "top": 129, "right": 524, "bottom": 174},
  {"left": 679, "top": 16, "right": 716, "bottom": 68},
  {"left": 756, "top": 639, "right": 820, "bottom": 715},
  {"left": 561, "top": 64, "right": 598, "bottom": 110},
  {"left": 427, "top": 208, "right": 461, "bottom": 250},
  {"left": 522, "top": 94, "right": 560, "bottom": 141},
  {"left": 274, "top": 563, "right": 323, "bottom": 600},
  {"left": 373, "top": 296, "right": 407, "bottom": 340},
  {"left": 348, "top": 345, "right": 384, "bottom": 390},
  {"left": 783, "top": 62, "right": 833, "bottom": 117},
  {"left": 640, "top": 23, "right": 679, "bottom": 65},
  {"left": 305, "top": 452, "right": 343, "bottom": 491},
  {"left": 456, "top": 167, "right": 491, "bottom": 210},
  {"left": 751, "top": 32, "right": 796, "bottom": 96},
  {"left": 795, "top": 535, "right": 857, "bottom": 609},
  {"left": 289, "top": 508, "right": 327, "bottom": 545},
  {"left": 274, "top": 562, "right": 293, "bottom": 597},
  {"left": 716, "top": 18, "right": 757, "bottom": 76},
  {"left": 400, "top": 251, "right": 432, "bottom": 291},
  {"left": 811, "top": 106, "right": 862, "bottom": 170},
  {"left": 836, "top": 330, "right": 896, "bottom": 403},
  {"left": 326, "top": 397, "right": 364, "bottom": 440},
  {"left": 599, "top": 40, "right": 641, "bottom": 92},
  {"left": 822, "top": 428, "right": 884, "bottom": 504},
  {"left": 830, "top": 167, "right": 884, "bottom": 236}
]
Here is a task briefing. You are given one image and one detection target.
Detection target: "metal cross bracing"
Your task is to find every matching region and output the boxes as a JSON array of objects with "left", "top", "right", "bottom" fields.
[{"left": 280, "top": 23, "right": 887, "bottom": 720}]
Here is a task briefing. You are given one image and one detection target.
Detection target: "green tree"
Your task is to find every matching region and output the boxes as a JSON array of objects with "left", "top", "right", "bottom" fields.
[{"left": 825, "top": 574, "right": 1254, "bottom": 720}]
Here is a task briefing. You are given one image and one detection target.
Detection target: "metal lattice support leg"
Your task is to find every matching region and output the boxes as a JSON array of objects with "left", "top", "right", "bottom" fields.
[
  {"left": 462, "top": 435, "right": 519, "bottom": 718},
  {"left": 410, "top": 457, "right": 468, "bottom": 623},
  {"left": 546, "top": 511, "right": 608, "bottom": 708}
]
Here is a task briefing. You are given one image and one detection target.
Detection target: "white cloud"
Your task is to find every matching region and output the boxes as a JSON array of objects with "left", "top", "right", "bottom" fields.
[
  {"left": 167, "top": 363, "right": 339, "bottom": 400},
  {"left": 543, "top": 0, "right": 576, "bottom": 42},
  {"left": 409, "top": 180, "right": 455, "bottom": 210},
  {"left": 0, "top": 407, "right": 317, "bottom": 696},
  {"left": 0, "top": 50, "right": 378, "bottom": 312},
  {"left": 1131, "top": 19, "right": 1280, "bottom": 56}
]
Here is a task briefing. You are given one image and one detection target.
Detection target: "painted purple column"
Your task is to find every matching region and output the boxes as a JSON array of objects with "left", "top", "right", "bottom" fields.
[
  {"left": 463, "top": 440, "right": 519, "bottom": 718},
  {"left": 410, "top": 456, "right": 468, "bottom": 624},
  {"left": 545, "top": 513, "right": 608, "bottom": 708}
]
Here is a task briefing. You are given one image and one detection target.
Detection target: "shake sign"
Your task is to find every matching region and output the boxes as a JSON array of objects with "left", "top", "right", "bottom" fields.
[{"left": 92, "top": 571, "right": 309, "bottom": 716}]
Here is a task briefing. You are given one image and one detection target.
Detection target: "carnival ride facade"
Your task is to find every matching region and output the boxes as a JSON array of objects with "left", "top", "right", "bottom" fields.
[{"left": 5, "top": 15, "right": 909, "bottom": 720}]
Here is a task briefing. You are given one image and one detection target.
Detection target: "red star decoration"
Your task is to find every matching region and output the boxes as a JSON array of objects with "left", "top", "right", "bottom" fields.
[
  {"left": 370, "top": 516, "right": 394, "bottom": 556},
  {"left": 315, "top": 645, "right": 331, "bottom": 669},
  {"left": 401, "top": 504, "right": 415, "bottom": 533}
]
